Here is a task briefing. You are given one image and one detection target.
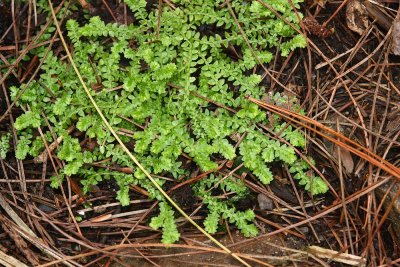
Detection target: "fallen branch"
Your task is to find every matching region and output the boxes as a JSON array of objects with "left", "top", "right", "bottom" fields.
[{"left": 308, "top": 246, "right": 366, "bottom": 266}]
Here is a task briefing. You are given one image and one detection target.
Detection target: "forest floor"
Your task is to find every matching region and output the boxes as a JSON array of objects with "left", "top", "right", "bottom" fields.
[{"left": 0, "top": 0, "right": 400, "bottom": 266}]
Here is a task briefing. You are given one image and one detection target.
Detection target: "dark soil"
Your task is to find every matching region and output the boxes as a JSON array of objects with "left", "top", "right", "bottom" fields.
[{"left": 1, "top": 0, "right": 399, "bottom": 266}]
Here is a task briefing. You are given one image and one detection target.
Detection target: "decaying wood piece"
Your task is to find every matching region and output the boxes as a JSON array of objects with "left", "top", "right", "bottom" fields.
[
  {"left": 364, "top": 1, "right": 394, "bottom": 31},
  {"left": 346, "top": 0, "right": 369, "bottom": 35},
  {"left": 308, "top": 245, "right": 366, "bottom": 266},
  {"left": 390, "top": 17, "right": 400, "bottom": 55},
  {"left": 347, "top": 0, "right": 397, "bottom": 34}
]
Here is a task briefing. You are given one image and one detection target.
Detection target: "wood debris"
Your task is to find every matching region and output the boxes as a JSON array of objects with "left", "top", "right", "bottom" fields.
[{"left": 308, "top": 245, "right": 366, "bottom": 266}]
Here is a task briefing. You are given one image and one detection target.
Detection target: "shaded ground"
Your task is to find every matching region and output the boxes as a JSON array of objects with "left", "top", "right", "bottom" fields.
[{"left": 0, "top": 0, "right": 400, "bottom": 266}]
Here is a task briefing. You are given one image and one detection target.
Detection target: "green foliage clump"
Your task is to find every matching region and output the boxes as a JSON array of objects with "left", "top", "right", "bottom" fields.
[
  {"left": 9, "top": 0, "right": 327, "bottom": 243},
  {"left": 150, "top": 202, "right": 180, "bottom": 244},
  {"left": 289, "top": 158, "right": 329, "bottom": 194},
  {"left": 0, "top": 133, "right": 11, "bottom": 160},
  {"left": 194, "top": 174, "right": 258, "bottom": 237}
]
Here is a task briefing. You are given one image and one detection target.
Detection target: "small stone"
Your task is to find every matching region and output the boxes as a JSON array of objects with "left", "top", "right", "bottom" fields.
[{"left": 257, "top": 194, "right": 274, "bottom": 210}]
